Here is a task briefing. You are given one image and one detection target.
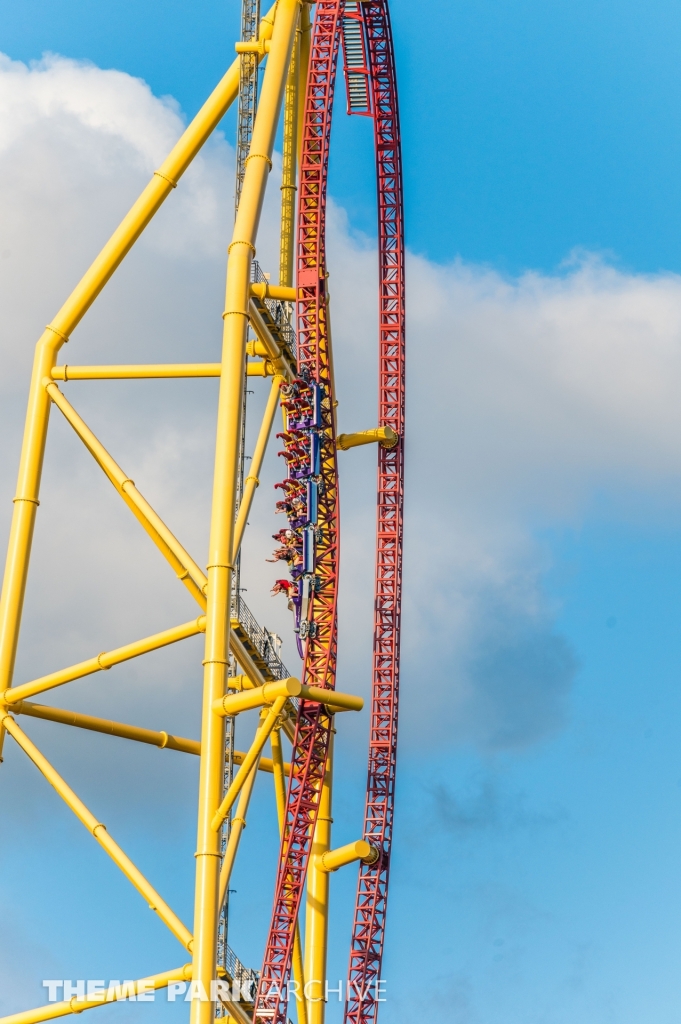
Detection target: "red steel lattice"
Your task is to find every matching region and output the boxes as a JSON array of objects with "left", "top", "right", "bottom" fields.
[
  {"left": 253, "top": 4, "right": 344, "bottom": 1022},
  {"left": 344, "top": 0, "right": 405, "bottom": 1021},
  {"left": 254, "top": 2, "right": 403, "bottom": 1022}
]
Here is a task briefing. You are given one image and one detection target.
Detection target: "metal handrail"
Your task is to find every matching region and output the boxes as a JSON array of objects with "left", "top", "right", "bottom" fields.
[
  {"left": 236, "top": 595, "right": 291, "bottom": 681},
  {"left": 251, "top": 259, "right": 297, "bottom": 361}
]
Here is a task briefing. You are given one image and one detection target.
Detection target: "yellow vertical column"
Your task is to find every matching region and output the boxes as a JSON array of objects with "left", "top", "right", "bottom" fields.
[
  {"left": 0, "top": 332, "right": 58, "bottom": 693},
  {"left": 304, "top": 731, "right": 333, "bottom": 1024},
  {"left": 271, "top": 727, "right": 308, "bottom": 1024},
  {"left": 190, "top": 5, "right": 301, "bottom": 1024},
  {"left": 280, "top": 9, "right": 300, "bottom": 287},
  {"left": 296, "top": 3, "right": 312, "bottom": 166}
]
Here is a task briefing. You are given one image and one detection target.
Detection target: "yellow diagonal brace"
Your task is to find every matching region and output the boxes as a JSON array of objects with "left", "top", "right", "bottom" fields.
[
  {"left": 8, "top": 699, "right": 289, "bottom": 773},
  {"left": 1, "top": 714, "right": 193, "bottom": 949},
  {"left": 0, "top": 965, "right": 193, "bottom": 1024},
  {"left": 210, "top": 696, "right": 288, "bottom": 832},
  {"left": 42, "top": 5, "right": 277, "bottom": 345},
  {"left": 2, "top": 617, "right": 206, "bottom": 704},
  {"left": 217, "top": 713, "right": 268, "bottom": 909},
  {"left": 45, "top": 381, "right": 208, "bottom": 605},
  {"left": 248, "top": 298, "right": 292, "bottom": 377},
  {"left": 0, "top": 5, "right": 276, "bottom": 692},
  {"left": 12, "top": 701, "right": 202, "bottom": 754},
  {"left": 232, "top": 374, "right": 283, "bottom": 562}
]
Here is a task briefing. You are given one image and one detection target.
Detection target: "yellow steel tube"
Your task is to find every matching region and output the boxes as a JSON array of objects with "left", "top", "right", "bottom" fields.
[
  {"left": 213, "top": 677, "right": 301, "bottom": 716},
  {"left": 191, "top": 6, "right": 300, "bottom": 1016},
  {"left": 217, "top": 710, "right": 268, "bottom": 909},
  {"left": 210, "top": 696, "right": 287, "bottom": 832},
  {"left": 280, "top": 9, "right": 300, "bottom": 287},
  {"left": 271, "top": 728, "right": 308, "bottom": 1024},
  {"left": 1, "top": 714, "right": 193, "bottom": 949},
  {"left": 336, "top": 426, "right": 399, "bottom": 451},
  {"left": 212, "top": 680, "right": 362, "bottom": 716},
  {"left": 0, "top": 7, "right": 276, "bottom": 693},
  {"left": 232, "top": 374, "right": 283, "bottom": 562},
  {"left": 238, "top": 750, "right": 288, "bottom": 774},
  {"left": 0, "top": 965, "right": 193, "bottom": 1024},
  {"left": 250, "top": 282, "right": 297, "bottom": 303},
  {"left": 216, "top": 760, "right": 259, "bottom": 908},
  {"left": 2, "top": 617, "right": 206, "bottom": 705},
  {"left": 270, "top": 727, "right": 288, "bottom": 829},
  {"left": 305, "top": 733, "right": 333, "bottom": 1024},
  {"left": 53, "top": 364, "right": 222, "bottom": 380},
  {"left": 315, "top": 839, "right": 379, "bottom": 873},
  {"left": 299, "top": 684, "right": 364, "bottom": 713},
  {"left": 248, "top": 299, "right": 285, "bottom": 362},
  {"left": 46, "top": 381, "right": 208, "bottom": 603},
  {"left": 8, "top": 702, "right": 288, "bottom": 772},
  {"left": 297, "top": 3, "right": 312, "bottom": 166},
  {"left": 50, "top": 363, "right": 270, "bottom": 380},
  {"left": 43, "top": 14, "right": 276, "bottom": 340},
  {"left": 13, "top": 701, "right": 202, "bottom": 754}
]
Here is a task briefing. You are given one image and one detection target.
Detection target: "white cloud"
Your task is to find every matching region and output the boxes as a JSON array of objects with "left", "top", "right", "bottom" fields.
[
  {"left": 328, "top": 222, "right": 681, "bottom": 749},
  {"left": 2, "top": 53, "right": 681, "bottom": 771}
]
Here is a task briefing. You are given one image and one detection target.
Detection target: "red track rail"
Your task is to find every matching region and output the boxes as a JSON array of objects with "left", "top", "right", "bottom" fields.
[
  {"left": 254, "top": 3, "right": 404, "bottom": 1022},
  {"left": 254, "top": 5, "right": 343, "bottom": 1022},
  {"left": 344, "top": 1, "right": 405, "bottom": 1022}
]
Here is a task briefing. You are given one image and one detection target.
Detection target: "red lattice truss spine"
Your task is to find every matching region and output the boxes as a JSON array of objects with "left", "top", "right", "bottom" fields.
[
  {"left": 344, "top": 1, "right": 405, "bottom": 1022},
  {"left": 254, "top": 5, "right": 343, "bottom": 1022},
  {"left": 254, "top": 3, "right": 403, "bottom": 1022}
]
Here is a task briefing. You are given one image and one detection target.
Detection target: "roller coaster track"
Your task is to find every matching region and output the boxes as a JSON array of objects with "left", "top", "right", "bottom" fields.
[
  {"left": 255, "top": 3, "right": 404, "bottom": 1023},
  {"left": 344, "top": 4, "right": 404, "bottom": 1023}
]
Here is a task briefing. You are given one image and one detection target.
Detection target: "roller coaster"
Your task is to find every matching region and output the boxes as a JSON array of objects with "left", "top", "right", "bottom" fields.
[{"left": 0, "top": 3, "right": 404, "bottom": 1024}]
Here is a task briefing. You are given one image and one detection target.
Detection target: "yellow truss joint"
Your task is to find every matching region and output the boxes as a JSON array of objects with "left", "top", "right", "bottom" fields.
[
  {"left": 214, "top": 676, "right": 300, "bottom": 715},
  {"left": 236, "top": 39, "right": 271, "bottom": 55},
  {"left": 212, "top": 678, "right": 363, "bottom": 716},
  {"left": 250, "top": 281, "right": 297, "bottom": 302},
  {"left": 210, "top": 698, "right": 289, "bottom": 831},
  {"left": 336, "top": 426, "right": 398, "bottom": 451}
]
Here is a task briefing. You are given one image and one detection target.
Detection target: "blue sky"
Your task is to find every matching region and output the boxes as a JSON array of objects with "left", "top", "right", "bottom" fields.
[
  {"left": 2, "top": 3, "right": 681, "bottom": 1024},
  {"left": 5, "top": 0, "right": 681, "bottom": 271}
]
